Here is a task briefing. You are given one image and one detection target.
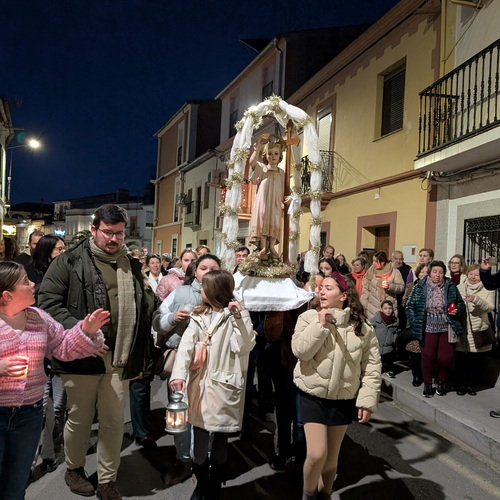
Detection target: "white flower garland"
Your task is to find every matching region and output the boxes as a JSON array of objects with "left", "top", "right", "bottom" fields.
[{"left": 221, "top": 95, "right": 321, "bottom": 274}]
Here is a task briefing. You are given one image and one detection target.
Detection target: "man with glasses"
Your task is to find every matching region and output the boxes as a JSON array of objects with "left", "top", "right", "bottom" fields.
[{"left": 39, "top": 204, "right": 153, "bottom": 500}]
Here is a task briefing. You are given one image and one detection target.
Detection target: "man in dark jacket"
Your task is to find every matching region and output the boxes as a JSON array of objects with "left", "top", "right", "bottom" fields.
[
  {"left": 39, "top": 204, "right": 151, "bottom": 500},
  {"left": 392, "top": 250, "right": 414, "bottom": 328},
  {"left": 480, "top": 256, "right": 500, "bottom": 419}
]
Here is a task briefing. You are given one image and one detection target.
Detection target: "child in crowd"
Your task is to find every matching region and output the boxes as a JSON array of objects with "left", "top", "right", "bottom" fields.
[
  {"left": 370, "top": 300, "right": 399, "bottom": 377},
  {"left": 170, "top": 270, "right": 255, "bottom": 500}
]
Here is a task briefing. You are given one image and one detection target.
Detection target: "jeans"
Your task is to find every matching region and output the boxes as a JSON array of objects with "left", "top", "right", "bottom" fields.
[
  {"left": 40, "top": 374, "right": 67, "bottom": 460},
  {"left": 129, "top": 377, "right": 151, "bottom": 439},
  {"left": 0, "top": 400, "right": 44, "bottom": 500}
]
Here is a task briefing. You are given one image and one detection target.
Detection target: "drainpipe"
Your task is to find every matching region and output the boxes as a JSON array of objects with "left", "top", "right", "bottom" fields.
[
  {"left": 440, "top": 0, "right": 447, "bottom": 76},
  {"left": 449, "top": 0, "right": 482, "bottom": 8},
  {"left": 274, "top": 39, "right": 284, "bottom": 97}
]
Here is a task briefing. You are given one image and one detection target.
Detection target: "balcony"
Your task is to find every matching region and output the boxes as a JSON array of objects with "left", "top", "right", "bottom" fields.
[
  {"left": 415, "top": 38, "right": 500, "bottom": 173},
  {"left": 301, "top": 150, "right": 335, "bottom": 193},
  {"left": 300, "top": 151, "right": 335, "bottom": 211},
  {"left": 184, "top": 200, "right": 201, "bottom": 230}
]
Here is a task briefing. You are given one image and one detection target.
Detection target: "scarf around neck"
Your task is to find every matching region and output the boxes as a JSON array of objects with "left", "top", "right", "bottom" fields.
[
  {"left": 380, "top": 310, "right": 396, "bottom": 325},
  {"left": 351, "top": 269, "right": 365, "bottom": 296},
  {"left": 90, "top": 239, "right": 136, "bottom": 368}
]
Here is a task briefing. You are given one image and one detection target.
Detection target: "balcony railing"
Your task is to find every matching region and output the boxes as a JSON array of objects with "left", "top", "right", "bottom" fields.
[
  {"left": 301, "top": 150, "right": 335, "bottom": 194},
  {"left": 418, "top": 37, "right": 500, "bottom": 156},
  {"left": 184, "top": 200, "right": 201, "bottom": 227}
]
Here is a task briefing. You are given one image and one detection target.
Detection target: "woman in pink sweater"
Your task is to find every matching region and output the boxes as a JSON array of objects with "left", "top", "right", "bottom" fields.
[{"left": 0, "top": 262, "right": 108, "bottom": 500}]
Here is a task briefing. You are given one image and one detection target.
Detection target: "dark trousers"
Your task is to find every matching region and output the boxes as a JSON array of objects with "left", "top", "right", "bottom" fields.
[
  {"left": 455, "top": 350, "right": 482, "bottom": 388},
  {"left": 129, "top": 377, "right": 151, "bottom": 439},
  {"left": 420, "top": 331, "right": 456, "bottom": 385},
  {"left": 0, "top": 400, "right": 44, "bottom": 500}
]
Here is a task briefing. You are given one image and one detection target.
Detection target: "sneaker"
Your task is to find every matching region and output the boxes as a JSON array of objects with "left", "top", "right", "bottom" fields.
[
  {"left": 161, "top": 460, "right": 192, "bottom": 487},
  {"left": 489, "top": 410, "right": 500, "bottom": 418},
  {"left": 40, "top": 458, "right": 58, "bottom": 473},
  {"left": 96, "top": 481, "right": 122, "bottom": 500},
  {"left": 65, "top": 467, "right": 95, "bottom": 497},
  {"left": 423, "top": 385, "right": 434, "bottom": 398},
  {"left": 387, "top": 371, "right": 396, "bottom": 378},
  {"left": 456, "top": 386, "right": 466, "bottom": 396},
  {"left": 412, "top": 377, "right": 423, "bottom": 387},
  {"left": 270, "top": 454, "right": 288, "bottom": 471},
  {"left": 135, "top": 436, "right": 157, "bottom": 449}
]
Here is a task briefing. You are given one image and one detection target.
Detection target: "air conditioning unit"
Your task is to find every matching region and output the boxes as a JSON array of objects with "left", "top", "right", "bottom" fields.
[{"left": 175, "top": 193, "right": 188, "bottom": 206}]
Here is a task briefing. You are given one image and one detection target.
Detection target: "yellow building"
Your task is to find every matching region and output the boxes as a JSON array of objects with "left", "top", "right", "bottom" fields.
[{"left": 291, "top": 0, "right": 442, "bottom": 264}]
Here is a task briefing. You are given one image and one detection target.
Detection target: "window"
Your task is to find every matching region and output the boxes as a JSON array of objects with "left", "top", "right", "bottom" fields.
[
  {"left": 204, "top": 182, "right": 210, "bottom": 209},
  {"left": 171, "top": 236, "right": 178, "bottom": 257},
  {"left": 381, "top": 64, "right": 406, "bottom": 136},
  {"left": 177, "top": 122, "right": 185, "bottom": 166},
  {"left": 262, "top": 64, "right": 275, "bottom": 100},
  {"left": 174, "top": 178, "right": 181, "bottom": 222},
  {"left": 317, "top": 106, "right": 332, "bottom": 151},
  {"left": 229, "top": 94, "right": 239, "bottom": 137}
]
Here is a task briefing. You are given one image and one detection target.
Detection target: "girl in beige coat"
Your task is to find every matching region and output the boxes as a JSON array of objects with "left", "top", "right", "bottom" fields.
[
  {"left": 170, "top": 270, "right": 255, "bottom": 500},
  {"left": 456, "top": 264, "right": 495, "bottom": 395},
  {"left": 293, "top": 272, "right": 381, "bottom": 500},
  {"left": 361, "top": 251, "right": 405, "bottom": 319}
]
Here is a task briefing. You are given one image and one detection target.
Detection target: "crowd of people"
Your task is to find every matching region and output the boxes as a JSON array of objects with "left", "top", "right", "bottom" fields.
[{"left": 0, "top": 205, "right": 499, "bottom": 500}]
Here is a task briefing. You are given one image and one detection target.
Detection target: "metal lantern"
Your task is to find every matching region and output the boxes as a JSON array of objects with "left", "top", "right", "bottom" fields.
[{"left": 165, "top": 391, "right": 188, "bottom": 434}]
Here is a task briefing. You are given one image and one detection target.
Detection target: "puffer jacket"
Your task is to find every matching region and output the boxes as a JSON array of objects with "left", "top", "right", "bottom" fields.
[
  {"left": 405, "top": 275, "right": 465, "bottom": 343},
  {"left": 38, "top": 238, "right": 153, "bottom": 380},
  {"left": 155, "top": 268, "right": 185, "bottom": 301},
  {"left": 369, "top": 311, "right": 399, "bottom": 355},
  {"left": 292, "top": 308, "right": 381, "bottom": 413},
  {"left": 171, "top": 309, "right": 255, "bottom": 432},
  {"left": 361, "top": 262, "right": 404, "bottom": 319},
  {"left": 457, "top": 280, "right": 495, "bottom": 353}
]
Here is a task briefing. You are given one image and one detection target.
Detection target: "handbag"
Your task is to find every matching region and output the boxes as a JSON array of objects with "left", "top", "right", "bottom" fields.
[
  {"left": 155, "top": 347, "right": 177, "bottom": 381},
  {"left": 468, "top": 309, "right": 496, "bottom": 349},
  {"left": 189, "top": 311, "right": 228, "bottom": 371}
]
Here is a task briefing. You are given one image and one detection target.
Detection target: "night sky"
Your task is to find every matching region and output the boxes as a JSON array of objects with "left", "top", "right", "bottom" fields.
[{"left": 1, "top": 0, "right": 399, "bottom": 205}]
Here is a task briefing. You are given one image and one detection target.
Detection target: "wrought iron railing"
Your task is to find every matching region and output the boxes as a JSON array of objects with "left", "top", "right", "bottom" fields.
[
  {"left": 301, "top": 150, "right": 335, "bottom": 194},
  {"left": 418, "top": 37, "right": 500, "bottom": 156},
  {"left": 184, "top": 200, "right": 201, "bottom": 226},
  {"left": 463, "top": 214, "right": 500, "bottom": 334}
]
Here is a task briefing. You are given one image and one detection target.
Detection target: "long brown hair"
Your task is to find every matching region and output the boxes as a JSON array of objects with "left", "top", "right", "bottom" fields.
[
  {"left": 0, "top": 261, "right": 23, "bottom": 295},
  {"left": 331, "top": 273, "right": 367, "bottom": 336},
  {"left": 194, "top": 270, "right": 235, "bottom": 315}
]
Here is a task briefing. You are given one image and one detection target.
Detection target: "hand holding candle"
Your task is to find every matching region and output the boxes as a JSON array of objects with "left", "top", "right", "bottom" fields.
[
  {"left": 0, "top": 355, "right": 29, "bottom": 378},
  {"left": 448, "top": 302, "right": 456, "bottom": 314}
]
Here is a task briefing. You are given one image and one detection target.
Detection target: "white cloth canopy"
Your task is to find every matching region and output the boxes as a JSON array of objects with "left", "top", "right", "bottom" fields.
[{"left": 233, "top": 272, "right": 315, "bottom": 312}]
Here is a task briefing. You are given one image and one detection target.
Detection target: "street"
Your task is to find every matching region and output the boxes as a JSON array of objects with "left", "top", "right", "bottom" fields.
[{"left": 26, "top": 380, "right": 500, "bottom": 500}]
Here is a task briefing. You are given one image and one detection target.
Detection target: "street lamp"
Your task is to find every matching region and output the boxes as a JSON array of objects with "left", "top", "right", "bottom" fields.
[{"left": 6, "top": 138, "right": 40, "bottom": 208}]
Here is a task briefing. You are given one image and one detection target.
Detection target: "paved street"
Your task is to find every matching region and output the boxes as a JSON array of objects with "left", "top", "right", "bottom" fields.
[{"left": 26, "top": 379, "right": 500, "bottom": 500}]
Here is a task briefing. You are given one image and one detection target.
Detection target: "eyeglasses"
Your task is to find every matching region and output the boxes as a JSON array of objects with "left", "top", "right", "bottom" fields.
[
  {"left": 450, "top": 260, "right": 461, "bottom": 265},
  {"left": 54, "top": 245, "right": 66, "bottom": 253},
  {"left": 98, "top": 228, "right": 126, "bottom": 240}
]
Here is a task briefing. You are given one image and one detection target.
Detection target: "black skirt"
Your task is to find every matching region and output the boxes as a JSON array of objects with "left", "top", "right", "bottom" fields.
[{"left": 300, "top": 390, "right": 356, "bottom": 426}]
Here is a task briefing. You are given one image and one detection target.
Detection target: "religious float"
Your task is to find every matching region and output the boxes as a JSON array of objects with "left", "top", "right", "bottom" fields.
[{"left": 219, "top": 95, "right": 323, "bottom": 311}]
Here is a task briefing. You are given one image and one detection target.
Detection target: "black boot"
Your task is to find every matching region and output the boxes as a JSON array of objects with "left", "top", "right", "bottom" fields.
[
  {"left": 190, "top": 461, "right": 209, "bottom": 500},
  {"left": 436, "top": 381, "right": 447, "bottom": 396},
  {"left": 423, "top": 385, "right": 434, "bottom": 398},
  {"left": 206, "top": 463, "right": 226, "bottom": 500}
]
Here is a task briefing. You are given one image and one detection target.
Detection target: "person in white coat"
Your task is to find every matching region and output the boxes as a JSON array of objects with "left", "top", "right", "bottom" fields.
[
  {"left": 170, "top": 270, "right": 255, "bottom": 500},
  {"left": 293, "top": 272, "right": 381, "bottom": 500}
]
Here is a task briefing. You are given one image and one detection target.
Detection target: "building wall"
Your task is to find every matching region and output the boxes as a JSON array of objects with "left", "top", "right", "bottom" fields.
[
  {"left": 181, "top": 157, "right": 219, "bottom": 250},
  {"left": 452, "top": 1, "right": 500, "bottom": 67},
  {"left": 296, "top": 2, "right": 440, "bottom": 263}
]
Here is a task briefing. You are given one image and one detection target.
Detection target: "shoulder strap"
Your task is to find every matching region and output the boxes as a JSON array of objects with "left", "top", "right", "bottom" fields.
[{"left": 206, "top": 311, "right": 229, "bottom": 338}]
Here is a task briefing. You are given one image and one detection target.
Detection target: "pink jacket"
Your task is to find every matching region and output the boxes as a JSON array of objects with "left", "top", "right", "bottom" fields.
[
  {"left": 155, "top": 268, "right": 185, "bottom": 301},
  {"left": 0, "top": 307, "right": 104, "bottom": 407}
]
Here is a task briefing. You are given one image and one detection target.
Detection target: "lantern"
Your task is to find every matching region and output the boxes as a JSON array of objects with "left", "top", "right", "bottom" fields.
[{"left": 165, "top": 391, "right": 188, "bottom": 433}]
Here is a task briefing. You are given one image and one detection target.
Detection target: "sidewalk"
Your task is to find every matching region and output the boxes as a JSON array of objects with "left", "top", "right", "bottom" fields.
[{"left": 382, "top": 367, "right": 500, "bottom": 463}]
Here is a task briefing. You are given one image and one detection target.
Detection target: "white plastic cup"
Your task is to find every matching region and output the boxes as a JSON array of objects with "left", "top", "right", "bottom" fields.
[{"left": 183, "top": 305, "right": 194, "bottom": 314}]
